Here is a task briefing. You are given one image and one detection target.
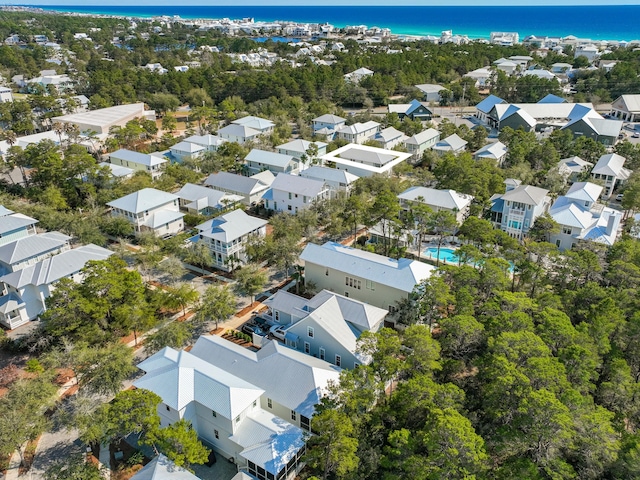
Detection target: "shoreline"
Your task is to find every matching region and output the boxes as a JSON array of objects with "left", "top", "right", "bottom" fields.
[{"left": 8, "top": 5, "right": 640, "bottom": 43}]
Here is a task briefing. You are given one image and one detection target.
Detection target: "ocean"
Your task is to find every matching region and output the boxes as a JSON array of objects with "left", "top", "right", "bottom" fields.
[{"left": 32, "top": 5, "right": 640, "bottom": 41}]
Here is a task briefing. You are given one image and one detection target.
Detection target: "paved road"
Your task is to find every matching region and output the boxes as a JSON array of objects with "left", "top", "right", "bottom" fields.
[{"left": 28, "top": 428, "right": 83, "bottom": 480}]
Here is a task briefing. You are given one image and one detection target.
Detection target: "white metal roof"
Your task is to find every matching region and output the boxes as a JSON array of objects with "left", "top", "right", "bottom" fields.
[
  {"left": 135, "top": 348, "right": 263, "bottom": 419},
  {"left": 195, "top": 209, "right": 267, "bottom": 243},
  {"left": 232, "top": 115, "right": 275, "bottom": 131},
  {"left": 500, "top": 184, "right": 550, "bottom": 206},
  {"left": 270, "top": 173, "right": 327, "bottom": 197},
  {"left": 52, "top": 103, "right": 147, "bottom": 129},
  {"left": 299, "top": 166, "right": 359, "bottom": 185},
  {"left": 0, "top": 232, "right": 70, "bottom": 266},
  {"left": 276, "top": 139, "right": 327, "bottom": 153},
  {"left": 404, "top": 128, "right": 440, "bottom": 146},
  {"left": 434, "top": 133, "right": 468, "bottom": 151},
  {"left": 189, "top": 335, "right": 340, "bottom": 418},
  {"left": 300, "top": 241, "right": 434, "bottom": 293},
  {"left": 0, "top": 212, "right": 38, "bottom": 236},
  {"left": 204, "top": 172, "right": 272, "bottom": 195},
  {"left": 312, "top": 114, "right": 346, "bottom": 124},
  {"left": 398, "top": 186, "right": 474, "bottom": 211},
  {"left": 130, "top": 455, "right": 201, "bottom": 480},
  {"left": 106, "top": 188, "right": 178, "bottom": 214},
  {"left": 593, "top": 153, "right": 629, "bottom": 177},
  {"left": 245, "top": 149, "right": 297, "bottom": 169},
  {"left": 110, "top": 149, "right": 166, "bottom": 167}
]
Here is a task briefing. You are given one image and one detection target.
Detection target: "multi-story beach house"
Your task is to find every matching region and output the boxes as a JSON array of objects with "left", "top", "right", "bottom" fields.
[
  {"left": 106, "top": 188, "right": 184, "bottom": 237},
  {"left": 490, "top": 179, "right": 551, "bottom": 240}
]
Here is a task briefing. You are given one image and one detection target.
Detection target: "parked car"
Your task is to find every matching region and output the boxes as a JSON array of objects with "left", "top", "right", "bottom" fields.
[
  {"left": 633, "top": 131, "right": 640, "bottom": 138},
  {"left": 269, "top": 324, "right": 288, "bottom": 341},
  {"left": 242, "top": 323, "right": 266, "bottom": 336},
  {"left": 253, "top": 315, "right": 272, "bottom": 330},
  {"left": 616, "top": 193, "right": 624, "bottom": 202}
]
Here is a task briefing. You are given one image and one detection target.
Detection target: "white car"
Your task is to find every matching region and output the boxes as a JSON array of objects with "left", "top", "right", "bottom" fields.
[{"left": 269, "top": 324, "right": 288, "bottom": 341}]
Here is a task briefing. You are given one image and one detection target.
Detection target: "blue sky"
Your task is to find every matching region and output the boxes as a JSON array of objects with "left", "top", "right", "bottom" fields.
[{"left": 17, "top": 0, "right": 640, "bottom": 5}]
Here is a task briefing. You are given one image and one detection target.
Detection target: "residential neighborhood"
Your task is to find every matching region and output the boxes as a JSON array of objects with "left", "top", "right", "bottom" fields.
[{"left": 1, "top": 6, "right": 640, "bottom": 480}]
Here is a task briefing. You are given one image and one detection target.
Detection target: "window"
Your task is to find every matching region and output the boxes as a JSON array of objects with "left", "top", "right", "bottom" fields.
[
  {"left": 288, "top": 192, "right": 292, "bottom": 200},
  {"left": 366, "top": 280, "right": 375, "bottom": 290},
  {"left": 335, "top": 355, "right": 341, "bottom": 367},
  {"left": 291, "top": 410, "right": 297, "bottom": 421},
  {"left": 354, "top": 362, "right": 360, "bottom": 368},
  {"left": 303, "top": 195, "right": 307, "bottom": 203},
  {"left": 275, "top": 311, "right": 280, "bottom": 321},
  {"left": 166, "top": 405, "right": 170, "bottom": 411},
  {"left": 304, "top": 342, "right": 310, "bottom": 354},
  {"left": 325, "top": 268, "right": 329, "bottom": 276},
  {"left": 307, "top": 327, "right": 314, "bottom": 338},
  {"left": 300, "top": 415, "right": 310, "bottom": 431},
  {"left": 556, "top": 239, "right": 561, "bottom": 247},
  {"left": 212, "top": 410, "right": 217, "bottom": 417},
  {"left": 253, "top": 400, "right": 257, "bottom": 407},
  {"left": 562, "top": 226, "right": 572, "bottom": 235},
  {"left": 344, "top": 291, "right": 349, "bottom": 297},
  {"left": 214, "top": 429, "right": 219, "bottom": 439},
  {"left": 389, "top": 305, "right": 398, "bottom": 314},
  {"left": 345, "top": 276, "right": 361, "bottom": 289},
  {"left": 235, "top": 416, "right": 240, "bottom": 423},
  {"left": 319, "top": 347, "right": 325, "bottom": 360},
  {"left": 288, "top": 205, "right": 292, "bottom": 211},
  {"left": 267, "top": 398, "right": 272, "bottom": 409}
]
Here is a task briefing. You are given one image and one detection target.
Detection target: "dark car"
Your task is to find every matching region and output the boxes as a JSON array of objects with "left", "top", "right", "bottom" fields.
[{"left": 242, "top": 323, "right": 266, "bottom": 336}]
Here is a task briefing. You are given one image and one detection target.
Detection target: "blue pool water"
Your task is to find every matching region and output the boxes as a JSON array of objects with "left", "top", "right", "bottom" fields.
[{"left": 425, "top": 247, "right": 459, "bottom": 263}]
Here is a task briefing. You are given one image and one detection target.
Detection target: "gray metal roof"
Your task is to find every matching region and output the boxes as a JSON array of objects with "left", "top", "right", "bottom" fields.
[
  {"left": 196, "top": 209, "right": 268, "bottom": 243},
  {"left": 183, "top": 134, "right": 226, "bottom": 148},
  {"left": 0, "top": 206, "right": 14, "bottom": 217},
  {"left": 176, "top": 183, "right": 242, "bottom": 209},
  {"left": 500, "top": 184, "right": 550, "bottom": 206},
  {"left": 218, "top": 124, "right": 260, "bottom": 138},
  {"left": 300, "top": 166, "right": 359, "bottom": 185},
  {"left": 300, "top": 242, "right": 434, "bottom": 293},
  {"left": 106, "top": 188, "right": 178, "bottom": 214},
  {"left": 130, "top": 455, "right": 201, "bottom": 480},
  {"left": 313, "top": 114, "right": 345, "bottom": 124},
  {"left": 337, "top": 121, "right": 380, "bottom": 135},
  {"left": 276, "top": 139, "right": 328, "bottom": 153},
  {"left": 434, "top": 133, "right": 468, "bottom": 151},
  {"left": 270, "top": 173, "right": 327, "bottom": 197},
  {"left": 189, "top": 335, "right": 341, "bottom": 418},
  {"left": 204, "top": 172, "right": 272, "bottom": 195},
  {"left": 110, "top": 148, "right": 166, "bottom": 167},
  {"left": 0, "top": 232, "right": 70, "bottom": 266},
  {"left": 245, "top": 149, "right": 297, "bottom": 169},
  {"left": 0, "top": 244, "right": 113, "bottom": 289},
  {"left": 404, "top": 128, "right": 440, "bottom": 146},
  {"left": 307, "top": 289, "right": 387, "bottom": 332},
  {"left": 0, "top": 212, "right": 38, "bottom": 236},
  {"left": 398, "top": 186, "right": 474, "bottom": 211},
  {"left": 0, "top": 292, "right": 24, "bottom": 314},
  {"left": 232, "top": 115, "right": 275, "bottom": 130}
]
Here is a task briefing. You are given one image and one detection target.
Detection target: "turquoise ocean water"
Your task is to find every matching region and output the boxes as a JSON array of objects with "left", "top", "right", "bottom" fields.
[{"left": 31, "top": 5, "right": 640, "bottom": 41}]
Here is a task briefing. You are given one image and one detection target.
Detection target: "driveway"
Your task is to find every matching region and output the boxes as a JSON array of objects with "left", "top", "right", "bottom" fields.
[{"left": 28, "top": 428, "right": 82, "bottom": 480}]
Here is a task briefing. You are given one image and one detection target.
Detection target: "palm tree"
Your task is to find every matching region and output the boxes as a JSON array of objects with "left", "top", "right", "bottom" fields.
[
  {"left": 292, "top": 264, "right": 305, "bottom": 295},
  {"left": 52, "top": 122, "right": 65, "bottom": 146}
]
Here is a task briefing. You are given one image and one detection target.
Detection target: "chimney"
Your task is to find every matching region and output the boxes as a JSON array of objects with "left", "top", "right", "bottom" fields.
[{"left": 605, "top": 213, "right": 618, "bottom": 236}]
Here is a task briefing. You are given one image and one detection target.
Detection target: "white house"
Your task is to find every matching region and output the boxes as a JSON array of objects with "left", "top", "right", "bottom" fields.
[
  {"left": 232, "top": 115, "right": 275, "bottom": 134},
  {"left": 300, "top": 241, "right": 435, "bottom": 314},
  {"left": 194, "top": 209, "right": 267, "bottom": 271},
  {"left": 169, "top": 141, "right": 206, "bottom": 163},
  {"left": 344, "top": 67, "right": 373, "bottom": 83},
  {"left": 549, "top": 182, "right": 622, "bottom": 251},
  {"left": 106, "top": 188, "right": 184, "bottom": 237},
  {"left": 98, "top": 162, "right": 135, "bottom": 179},
  {"left": 475, "top": 95, "right": 506, "bottom": 124},
  {"left": 217, "top": 124, "right": 262, "bottom": 144},
  {"left": 558, "top": 156, "right": 593, "bottom": 183},
  {"left": 591, "top": 153, "right": 631, "bottom": 199},
  {"left": 473, "top": 141, "right": 508, "bottom": 165},
  {"left": 52, "top": 102, "right": 154, "bottom": 135},
  {"left": 276, "top": 139, "right": 328, "bottom": 165},
  {"left": 109, "top": 149, "right": 167, "bottom": 180},
  {"left": 175, "top": 183, "right": 243, "bottom": 216},
  {"left": 299, "top": 166, "right": 359, "bottom": 197},
  {"left": 403, "top": 128, "right": 441, "bottom": 160},
  {"left": 464, "top": 67, "right": 493, "bottom": 88},
  {"left": 183, "top": 134, "right": 227, "bottom": 152},
  {"left": 490, "top": 180, "right": 551, "bottom": 239},
  {"left": 336, "top": 121, "right": 380, "bottom": 144},
  {"left": 0, "top": 244, "right": 113, "bottom": 328},
  {"left": 611, "top": 95, "right": 640, "bottom": 122},
  {"left": 493, "top": 58, "right": 519, "bottom": 75},
  {"left": 320, "top": 143, "right": 412, "bottom": 178},
  {"left": 311, "top": 114, "right": 346, "bottom": 140},
  {"left": 398, "top": 186, "right": 474, "bottom": 224},
  {"left": 135, "top": 347, "right": 305, "bottom": 480},
  {"left": 432, "top": 134, "right": 468, "bottom": 155},
  {"left": 245, "top": 149, "right": 299, "bottom": 175},
  {"left": 414, "top": 84, "right": 447, "bottom": 103},
  {"left": 0, "top": 87, "right": 13, "bottom": 103},
  {"left": 204, "top": 171, "right": 274, "bottom": 207},
  {"left": 368, "top": 127, "right": 408, "bottom": 150},
  {"left": 264, "top": 174, "right": 329, "bottom": 214},
  {"left": 263, "top": 289, "right": 388, "bottom": 368}
]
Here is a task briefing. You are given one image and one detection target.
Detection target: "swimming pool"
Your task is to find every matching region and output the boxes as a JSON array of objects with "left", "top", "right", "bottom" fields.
[{"left": 424, "top": 247, "right": 459, "bottom": 263}]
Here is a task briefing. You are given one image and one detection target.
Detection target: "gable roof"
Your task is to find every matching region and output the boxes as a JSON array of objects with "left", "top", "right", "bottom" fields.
[
  {"left": 398, "top": 186, "right": 474, "bottom": 211},
  {"left": 176, "top": 183, "right": 242, "bottom": 210},
  {"left": 130, "top": 455, "right": 201, "bottom": 480},
  {"left": 0, "top": 244, "right": 113, "bottom": 289},
  {"left": 337, "top": 121, "right": 380, "bottom": 135},
  {"left": 300, "top": 242, "right": 434, "bottom": 293},
  {"left": 592, "top": 153, "right": 629, "bottom": 177},
  {"left": 0, "top": 212, "right": 38, "bottom": 236},
  {"left": 232, "top": 116, "right": 275, "bottom": 130},
  {"left": 474, "top": 141, "right": 507, "bottom": 160},
  {"left": 276, "top": 139, "right": 327, "bottom": 153},
  {"left": 188, "top": 335, "right": 340, "bottom": 418},
  {"left": 475, "top": 95, "right": 506, "bottom": 114},
  {"left": 196, "top": 209, "right": 268, "bottom": 243},
  {"left": 170, "top": 141, "right": 206, "bottom": 154},
  {"left": 307, "top": 289, "right": 388, "bottom": 332},
  {"left": 110, "top": 149, "right": 166, "bottom": 167},
  {"left": 404, "top": 128, "right": 440, "bottom": 146},
  {"left": 135, "top": 348, "right": 263, "bottom": 419},
  {"left": 312, "top": 114, "right": 346, "bottom": 124},
  {"left": 434, "top": 133, "right": 468, "bottom": 151},
  {"left": 0, "top": 232, "right": 70, "bottom": 266},
  {"left": 558, "top": 156, "right": 593, "bottom": 174},
  {"left": 183, "top": 134, "right": 227, "bottom": 148},
  {"left": 270, "top": 173, "right": 326, "bottom": 197},
  {"left": 106, "top": 188, "right": 178, "bottom": 214},
  {"left": 204, "top": 171, "right": 273, "bottom": 195},
  {"left": 613, "top": 94, "right": 640, "bottom": 114},
  {"left": 300, "top": 166, "right": 359, "bottom": 185},
  {"left": 500, "top": 184, "right": 550, "bottom": 206},
  {"left": 538, "top": 94, "right": 567, "bottom": 104},
  {"left": 549, "top": 202, "right": 594, "bottom": 229},
  {"left": 415, "top": 84, "right": 446, "bottom": 94},
  {"left": 565, "top": 181, "right": 602, "bottom": 203},
  {"left": 245, "top": 149, "right": 297, "bottom": 169},
  {"left": 218, "top": 124, "right": 261, "bottom": 138}
]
